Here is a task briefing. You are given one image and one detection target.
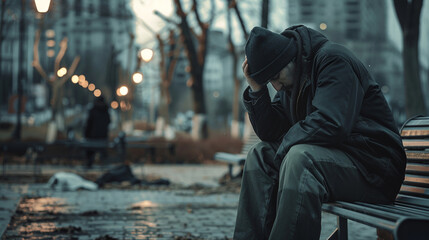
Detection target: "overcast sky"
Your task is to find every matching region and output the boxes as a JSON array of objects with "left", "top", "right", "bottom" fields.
[{"left": 131, "top": 0, "right": 429, "bottom": 66}]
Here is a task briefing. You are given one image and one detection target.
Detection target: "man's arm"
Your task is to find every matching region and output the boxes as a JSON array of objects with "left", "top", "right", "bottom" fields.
[
  {"left": 242, "top": 57, "right": 292, "bottom": 141},
  {"left": 243, "top": 86, "right": 292, "bottom": 141},
  {"left": 275, "top": 56, "right": 365, "bottom": 162}
]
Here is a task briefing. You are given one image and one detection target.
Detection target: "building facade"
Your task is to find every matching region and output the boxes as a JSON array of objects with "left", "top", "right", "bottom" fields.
[
  {"left": 0, "top": 0, "right": 137, "bottom": 117},
  {"left": 288, "top": 0, "right": 405, "bottom": 123}
]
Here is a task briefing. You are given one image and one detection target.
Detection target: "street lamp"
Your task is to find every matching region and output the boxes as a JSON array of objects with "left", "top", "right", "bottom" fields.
[
  {"left": 57, "top": 67, "right": 67, "bottom": 77},
  {"left": 140, "top": 48, "right": 154, "bottom": 63},
  {"left": 14, "top": 0, "right": 51, "bottom": 139},
  {"left": 34, "top": 0, "right": 52, "bottom": 13},
  {"left": 119, "top": 86, "right": 129, "bottom": 96},
  {"left": 132, "top": 72, "right": 143, "bottom": 84}
]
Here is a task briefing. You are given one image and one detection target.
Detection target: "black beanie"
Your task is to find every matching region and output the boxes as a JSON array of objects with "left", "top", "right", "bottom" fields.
[{"left": 245, "top": 27, "right": 297, "bottom": 85}]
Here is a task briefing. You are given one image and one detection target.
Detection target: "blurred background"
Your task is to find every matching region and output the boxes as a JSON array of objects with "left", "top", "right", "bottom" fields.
[{"left": 0, "top": 0, "right": 428, "bottom": 161}]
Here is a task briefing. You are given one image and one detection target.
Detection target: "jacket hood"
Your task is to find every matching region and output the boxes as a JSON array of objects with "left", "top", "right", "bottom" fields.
[
  {"left": 280, "top": 25, "right": 328, "bottom": 122},
  {"left": 286, "top": 25, "right": 328, "bottom": 64}
]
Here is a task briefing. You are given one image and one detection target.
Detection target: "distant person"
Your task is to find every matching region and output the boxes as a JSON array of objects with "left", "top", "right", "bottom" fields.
[
  {"left": 234, "top": 25, "right": 406, "bottom": 239},
  {"left": 84, "top": 95, "right": 111, "bottom": 168}
]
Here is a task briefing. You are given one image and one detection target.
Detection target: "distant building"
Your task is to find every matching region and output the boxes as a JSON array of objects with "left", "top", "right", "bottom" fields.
[
  {"left": 288, "top": 0, "right": 404, "bottom": 122},
  {"left": 0, "top": 0, "right": 36, "bottom": 112},
  {"left": 168, "top": 30, "right": 235, "bottom": 130},
  {"left": 0, "top": 0, "right": 137, "bottom": 114}
]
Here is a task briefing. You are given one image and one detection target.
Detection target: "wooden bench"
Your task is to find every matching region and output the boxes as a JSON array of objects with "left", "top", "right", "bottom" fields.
[
  {"left": 322, "top": 116, "right": 429, "bottom": 240},
  {"left": 214, "top": 130, "right": 260, "bottom": 178}
]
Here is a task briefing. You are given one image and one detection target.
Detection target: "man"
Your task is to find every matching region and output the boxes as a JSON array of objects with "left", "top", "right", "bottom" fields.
[
  {"left": 234, "top": 25, "right": 406, "bottom": 239},
  {"left": 84, "top": 95, "right": 111, "bottom": 168}
]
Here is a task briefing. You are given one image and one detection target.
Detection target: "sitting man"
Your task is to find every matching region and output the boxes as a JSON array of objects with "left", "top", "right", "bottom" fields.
[{"left": 233, "top": 25, "right": 406, "bottom": 239}]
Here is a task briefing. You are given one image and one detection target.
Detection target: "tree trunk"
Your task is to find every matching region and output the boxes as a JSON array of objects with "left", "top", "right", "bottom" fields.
[
  {"left": 402, "top": 38, "right": 426, "bottom": 117},
  {"left": 393, "top": 0, "right": 426, "bottom": 118},
  {"left": 0, "top": 0, "right": 6, "bottom": 81},
  {"left": 174, "top": 0, "right": 209, "bottom": 139},
  {"left": 261, "top": 0, "right": 269, "bottom": 28}
]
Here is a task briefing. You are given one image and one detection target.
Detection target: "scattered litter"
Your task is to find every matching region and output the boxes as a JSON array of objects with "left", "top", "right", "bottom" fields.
[
  {"left": 80, "top": 210, "right": 99, "bottom": 216},
  {"left": 55, "top": 225, "right": 82, "bottom": 234},
  {"left": 47, "top": 172, "right": 98, "bottom": 191},
  {"left": 96, "top": 164, "right": 170, "bottom": 187},
  {"left": 95, "top": 235, "right": 119, "bottom": 240}
]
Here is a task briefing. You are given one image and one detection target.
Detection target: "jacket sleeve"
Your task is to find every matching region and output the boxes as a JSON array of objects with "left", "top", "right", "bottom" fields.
[
  {"left": 275, "top": 56, "right": 365, "bottom": 162},
  {"left": 243, "top": 85, "right": 292, "bottom": 141}
]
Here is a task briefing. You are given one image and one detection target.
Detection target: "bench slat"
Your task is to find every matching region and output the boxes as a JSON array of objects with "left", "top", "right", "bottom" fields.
[
  {"left": 356, "top": 202, "right": 429, "bottom": 218},
  {"left": 396, "top": 194, "right": 429, "bottom": 208},
  {"left": 403, "top": 175, "right": 429, "bottom": 188},
  {"left": 214, "top": 152, "right": 246, "bottom": 164},
  {"left": 405, "top": 151, "right": 429, "bottom": 163},
  {"left": 406, "top": 163, "right": 429, "bottom": 176},
  {"left": 401, "top": 129, "right": 429, "bottom": 137},
  {"left": 399, "top": 185, "right": 429, "bottom": 199},
  {"left": 402, "top": 139, "right": 429, "bottom": 149},
  {"left": 322, "top": 203, "right": 397, "bottom": 231},
  {"left": 404, "top": 118, "right": 429, "bottom": 127}
]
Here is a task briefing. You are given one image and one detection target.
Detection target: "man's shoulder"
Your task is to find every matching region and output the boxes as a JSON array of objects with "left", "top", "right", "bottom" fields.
[{"left": 316, "top": 42, "right": 359, "bottom": 63}]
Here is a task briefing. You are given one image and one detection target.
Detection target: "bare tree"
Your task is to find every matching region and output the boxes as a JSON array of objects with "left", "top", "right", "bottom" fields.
[
  {"left": 156, "top": 0, "right": 215, "bottom": 139},
  {"left": 136, "top": 15, "right": 182, "bottom": 126},
  {"left": 261, "top": 0, "right": 269, "bottom": 28},
  {"left": 227, "top": 0, "right": 248, "bottom": 137},
  {"left": 393, "top": 0, "right": 427, "bottom": 117},
  {"left": 0, "top": 0, "right": 16, "bottom": 104},
  {"left": 33, "top": 29, "right": 80, "bottom": 131}
]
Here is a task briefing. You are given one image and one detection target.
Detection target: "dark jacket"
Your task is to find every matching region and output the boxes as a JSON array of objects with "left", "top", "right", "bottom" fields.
[
  {"left": 243, "top": 25, "right": 406, "bottom": 199},
  {"left": 85, "top": 99, "right": 111, "bottom": 139}
]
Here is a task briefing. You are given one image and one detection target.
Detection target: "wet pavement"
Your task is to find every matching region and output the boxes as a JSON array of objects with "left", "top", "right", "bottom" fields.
[{"left": 1, "top": 164, "right": 376, "bottom": 239}]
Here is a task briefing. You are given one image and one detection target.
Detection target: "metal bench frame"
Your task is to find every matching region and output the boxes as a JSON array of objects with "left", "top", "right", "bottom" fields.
[
  {"left": 323, "top": 116, "right": 429, "bottom": 240},
  {"left": 214, "top": 130, "right": 260, "bottom": 178},
  {"left": 214, "top": 116, "right": 429, "bottom": 239}
]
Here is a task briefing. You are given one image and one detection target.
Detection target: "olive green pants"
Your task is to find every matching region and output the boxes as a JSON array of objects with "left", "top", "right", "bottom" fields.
[{"left": 233, "top": 142, "right": 391, "bottom": 240}]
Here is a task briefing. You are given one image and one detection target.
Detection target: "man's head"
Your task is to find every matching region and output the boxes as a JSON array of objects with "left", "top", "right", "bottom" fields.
[
  {"left": 245, "top": 27, "right": 297, "bottom": 86},
  {"left": 269, "top": 60, "right": 295, "bottom": 91}
]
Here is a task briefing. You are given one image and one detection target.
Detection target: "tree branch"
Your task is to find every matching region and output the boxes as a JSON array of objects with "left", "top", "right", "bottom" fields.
[
  {"left": 154, "top": 10, "right": 179, "bottom": 25},
  {"left": 136, "top": 17, "right": 156, "bottom": 34},
  {"left": 59, "top": 56, "right": 80, "bottom": 86},
  {"left": 173, "top": 0, "right": 186, "bottom": 18},
  {"left": 54, "top": 37, "right": 68, "bottom": 74},
  {"left": 193, "top": 0, "right": 204, "bottom": 29},
  {"left": 32, "top": 29, "right": 48, "bottom": 81},
  {"left": 230, "top": 0, "right": 248, "bottom": 39},
  {"left": 410, "top": 0, "right": 423, "bottom": 30},
  {"left": 393, "top": 0, "right": 407, "bottom": 30}
]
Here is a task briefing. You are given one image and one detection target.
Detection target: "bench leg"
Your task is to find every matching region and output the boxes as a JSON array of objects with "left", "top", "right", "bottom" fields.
[
  {"left": 338, "top": 216, "right": 348, "bottom": 240},
  {"left": 376, "top": 228, "right": 393, "bottom": 240},
  {"left": 228, "top": 164, "right": 233, "bottom": 179},
  {"left": 328, "top": 216, "right": 348, "bottom": 240}
]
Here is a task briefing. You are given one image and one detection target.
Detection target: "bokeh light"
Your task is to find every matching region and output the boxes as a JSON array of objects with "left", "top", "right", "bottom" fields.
[
  {"left": 57, "top": 67, "right": 67, "bottom": 77},
  {"left": 35, "top": 0, "right": 51, "bottom": 13},
  {"left": 94, "top": 89, "right": 101, "bottom": 97},
  {"left": 111, "top": 101, "right": 119, "bottom": 109},
  {"left": 119, "top": 86, "right": 128, "bottom": 96},
  {"left": 46, "top": 40, "right": 55, "bottom": 47},
  {"left": 320, "top": 23, "right": 327, "bottom": 30},
  {"left": 45, "top": 29, "right": 55, "bottom": 38},
  {"left": 71, "top": 75, "right": 79, "bottom": 84},
  {"left": 140, "top": 48, "right": 154, "bottom": 62},
  {"left": 78, "top": 75, "right": 86, "bottom": 83},
  {"left": 47, "top": 49, "right": 55, "bottom": 57},
  {"left": 132, "top": 72, "right": 143, "bottom": 84},
  {"left": 88, "top": 83, "right": 95, "bottom": 91}
]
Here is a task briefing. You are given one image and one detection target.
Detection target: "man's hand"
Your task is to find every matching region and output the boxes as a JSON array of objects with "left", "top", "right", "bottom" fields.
[{"left": 243, "top": 56, "right": 262, "bottom": 92}]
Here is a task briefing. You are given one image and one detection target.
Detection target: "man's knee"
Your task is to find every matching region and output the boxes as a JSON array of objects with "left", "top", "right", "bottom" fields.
[
  {"left": 245, "top": 141, "right": 278, "bottom": 171},
  {"left": 281, "top": 144, "right": 315, "bottom": 174}
]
